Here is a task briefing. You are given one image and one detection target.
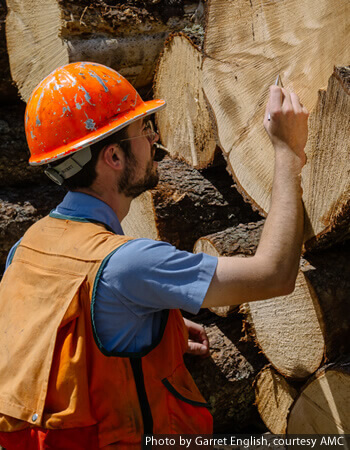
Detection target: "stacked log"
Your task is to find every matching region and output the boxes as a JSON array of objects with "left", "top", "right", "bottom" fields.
[
  {"left": 254, "top": 361, "right": 350, "bottom": 435},
  {"left": 5, "top": 0, "right": 203, "bottom": 101},
  {"left": 193, "top": 221, "right": 264, "bottom": 317},
  {"left": 196, "top": 0, "right": 349, "bottom": 431},
  {"left": 154, "top": 33, "right": 218, "bottom": 169},
  {"left": 287, "top": 359, "right": 350, "bottom": 434},
  {"left": 202, "top": 0, "right": 350, "bottom": 250},
  {"left": 0, "top": 0, "right": 19, "bottom": 104},
  {"left": 0, "top": 185, "right": 64, "bottom": 273},
  {"left": 254, "top": 365, "right": 298, "bottom": 434},
  {"left": 302, "top": 67, "right": 350, "bottom": 248},
  {"left": 194, "top": 225, "right": 350, "bottom": 376},
  {"left": 122, "top": 156, "right": 260, "bottom": 251},
  {"left": 184, "top": 309, "right": 268, "bottom": 432},
  {"left": 192, "top": 217, "right": 349, "bottom": 432}
]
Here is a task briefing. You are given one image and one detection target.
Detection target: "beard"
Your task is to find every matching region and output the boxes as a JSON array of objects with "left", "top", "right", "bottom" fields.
[{"left": 118, "top": 149, "right": 159, "bottom": 199}]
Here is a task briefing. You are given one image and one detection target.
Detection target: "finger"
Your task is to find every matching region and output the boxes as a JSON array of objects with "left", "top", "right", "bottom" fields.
[
  {"left": 281, "top": 87, "right": 292, "bottom": 110},
  {"left": 187, "top": 321, "right": 209, "bottom": 341},
  {"left": 266, "top": 85, "right": 284, "bottom": 123},
  {"left": 197, "top": 331, "right": 209, "bottom": 349},
  {"left": 187, "top": 340, "right": 209, "bottom": 356},
  {"left": 290, "top": 91, "right": 303, "bottom": 113},
  {"left": 188, "top": 323, "right": 203, "bottom": 337},
  {"left": 270, "top": 85, "right": 284, "bottom": 108},
  {"left": 188, "top": 330, "right": 209, "bottom": 348}
]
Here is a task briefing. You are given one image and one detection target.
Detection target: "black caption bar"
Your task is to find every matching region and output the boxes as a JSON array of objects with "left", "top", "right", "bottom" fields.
[{"left": 143, "top": 434, "right": 350, "bottom": 450}]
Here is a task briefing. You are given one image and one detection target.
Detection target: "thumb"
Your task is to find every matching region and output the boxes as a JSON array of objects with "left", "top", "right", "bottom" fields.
[{"left": 187, "top": 340, "right": 209, "bottom": 356}]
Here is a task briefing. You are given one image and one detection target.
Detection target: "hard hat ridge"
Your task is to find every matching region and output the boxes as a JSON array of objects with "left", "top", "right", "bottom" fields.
[{"left": 25, "top": 62, "right": 166, "bottom": 166}]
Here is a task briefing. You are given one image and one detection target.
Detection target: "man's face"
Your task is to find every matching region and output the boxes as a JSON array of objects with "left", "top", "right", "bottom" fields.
[{"left": 117, "top": 118, "right": 159, "bottom": 199}]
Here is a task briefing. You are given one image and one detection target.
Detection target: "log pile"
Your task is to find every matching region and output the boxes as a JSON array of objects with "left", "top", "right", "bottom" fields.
[
  {"left": 184, "top": 309, "right": 268, "bottom": 432},
  {"left": 193, "top": 221, "right": 264, "bottom": 317},
  {"left": 1, "top": 0, "right": 350, "bottom": 435},
  {"left": 5, "top": 0, "right": 204, "bottom": 101},
  {"left": 0, "top": 185, "right": 64, "bottom": 273},
  {"left": 202, "top": 0, "right": 350, "bottom": 246},
  {"left": 122, "top": 156, "right": 260, "bottom": 251}
]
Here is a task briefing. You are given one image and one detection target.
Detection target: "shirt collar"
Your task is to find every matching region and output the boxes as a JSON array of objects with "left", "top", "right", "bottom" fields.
[{"left": 53, "top": 191, "right": 124, "bottom": 235}]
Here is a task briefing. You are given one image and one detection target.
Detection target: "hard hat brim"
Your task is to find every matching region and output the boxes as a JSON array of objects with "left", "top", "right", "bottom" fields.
[{"left": 29, "top": 99, "right": 166, "bottom": 166}]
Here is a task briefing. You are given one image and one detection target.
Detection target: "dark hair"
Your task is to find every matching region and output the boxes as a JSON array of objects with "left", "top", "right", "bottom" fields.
[{"left": 53, "top": 126, "right": 131, "bottom": 191}]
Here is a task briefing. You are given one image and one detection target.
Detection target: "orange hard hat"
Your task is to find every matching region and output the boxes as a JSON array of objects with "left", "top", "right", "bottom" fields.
[{"left": 25, "top": 62, "right": 166, "bottom": 165}]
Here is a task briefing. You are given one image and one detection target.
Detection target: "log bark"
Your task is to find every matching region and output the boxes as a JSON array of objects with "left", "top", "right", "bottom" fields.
[
  {"left": 194, "top": 221, "right": 264, "bottom": 257},
  {"left": 241, "top": 241, "right": 350, "bottom": 380},
  {"left": 154, "top": 32, "right": 218, "bottom": 169},
  {"left": 184, "top": 309, "right": 268, "bottom": 432},
  {"left": 5, "top": 0, "right": 203, "bottom": 102},
  {"left": 122, "top": 156, "right": 261, "bottom": 251},
  {"left": 0, "top": 103, "right": 45, "bottom": 186},
  {"left": 0, "top": 184, "right": 65, "bottom": 274},
  {"left": 193, "top": 221, "right": 264, "bottom": 316},
  {"left": 202, "top": 0, "right": 350, "bottom": 246},
  {"left": 254, "top": 365, "right": 299, "bottom": 434},
  {"left": 302, "top": 244, "right": 350, "bottom": 363},
  {"left": 287, "top": 359, "right": 350, "bottom": 433}
]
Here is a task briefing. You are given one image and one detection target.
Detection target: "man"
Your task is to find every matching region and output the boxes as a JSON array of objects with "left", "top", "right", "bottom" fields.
[{"left": 0, "top": 62, "right": 308, "bottom": 449}]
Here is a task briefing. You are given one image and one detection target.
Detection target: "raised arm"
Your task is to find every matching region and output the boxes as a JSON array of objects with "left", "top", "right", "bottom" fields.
[{"left": 202, "top": 85, "right": 309, "bottom": 308}]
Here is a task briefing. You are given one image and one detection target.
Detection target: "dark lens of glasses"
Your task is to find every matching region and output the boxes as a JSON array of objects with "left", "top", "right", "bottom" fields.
[{"left": 145, "top": 120, "right": 155, "bottom": 140}]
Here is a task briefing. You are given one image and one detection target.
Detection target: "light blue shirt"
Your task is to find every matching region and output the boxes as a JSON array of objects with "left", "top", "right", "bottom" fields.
[{"left": 6, "top": 192, "right": 218, "bottom": 353}]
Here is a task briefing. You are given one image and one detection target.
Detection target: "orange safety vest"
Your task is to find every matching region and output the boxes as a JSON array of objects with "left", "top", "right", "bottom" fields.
[{"left": 0, "top": 214, "right": 212, "bottom": 449}]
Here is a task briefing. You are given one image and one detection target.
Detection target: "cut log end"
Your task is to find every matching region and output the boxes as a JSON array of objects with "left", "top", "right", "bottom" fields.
[
  {"left": 302, "top": 66, "right": 350, "bottom": 250},
  {"left": 254, "top": 365, "right": 298, "bottom": 434},
  {"left": 287, "top": 360, "right": 350, "bottom": 434},
  {"left": 6, "top": 0, "right": 69, "bottom": 102},
  {"left": 154, "top": 33, "right": 217, "bottom": 169},
  {"left": 240, "top": 269, "right": 325, "bottom": 380},
  {"left": 203, "top": 0, "right": 350, "bottom": 246}
]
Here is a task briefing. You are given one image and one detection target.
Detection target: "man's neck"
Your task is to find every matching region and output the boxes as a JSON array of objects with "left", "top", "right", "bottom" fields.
[{"left": 75, "top": 186, "right": 131, "bottom": 223}]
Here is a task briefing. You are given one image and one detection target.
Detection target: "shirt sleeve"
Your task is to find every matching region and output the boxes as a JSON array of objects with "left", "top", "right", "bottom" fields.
[
  {"left": 4, "top": 239, "right": 22, "bottom": 272},
  {"left": 99, "top": 238, "right": 218, "bottom": 316}
]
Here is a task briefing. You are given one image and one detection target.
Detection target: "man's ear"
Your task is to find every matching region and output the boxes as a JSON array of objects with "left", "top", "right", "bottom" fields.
[{"left": 101, "top": 144, "right": 124, "bottom": 170}]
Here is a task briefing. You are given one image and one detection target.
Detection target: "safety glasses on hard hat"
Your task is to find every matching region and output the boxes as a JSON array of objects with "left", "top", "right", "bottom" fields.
[{"left": 120, "top": 120, "right": 157, "bottom": 143}]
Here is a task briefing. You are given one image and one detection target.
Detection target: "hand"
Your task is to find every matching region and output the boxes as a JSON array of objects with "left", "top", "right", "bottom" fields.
[
  {"left": 183, "top": 318, "right": 210, "bottom": 358},
  {"left": 264, "top": 86, "right": 309, "bottom": 167}
]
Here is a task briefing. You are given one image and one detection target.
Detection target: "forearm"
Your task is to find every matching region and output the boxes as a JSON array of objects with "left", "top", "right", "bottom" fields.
[
  {"left": 256, "top": 144, "right": 304, "bottom": 290},
  {"left": 203, "top": 146, "right": 305, "bottom": 308},
  {"left": 202, "top": 85, "right": 309, "bottom": 308}
]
